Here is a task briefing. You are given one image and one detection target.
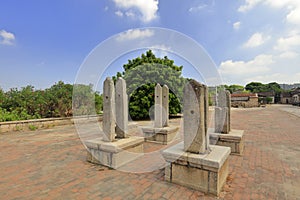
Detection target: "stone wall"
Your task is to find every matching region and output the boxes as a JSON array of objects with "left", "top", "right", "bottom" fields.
[{"left": 231, "top": 97, "right": 259, "bottom": 108}]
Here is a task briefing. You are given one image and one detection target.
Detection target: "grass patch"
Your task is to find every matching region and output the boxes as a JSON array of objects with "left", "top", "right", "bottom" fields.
[{"left": 28, "top": 124, "right": 38, "bottom": 131}]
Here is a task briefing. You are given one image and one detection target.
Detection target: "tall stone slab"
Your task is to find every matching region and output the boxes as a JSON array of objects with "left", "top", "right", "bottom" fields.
[
  {"left": 162, "top": 80, "right": 231, "bottom": 196},
  {"left": 215, "top": 90, "right": 230, "bottom": 134},
  {"left": 162, "top": 85, "right": 169, "bottom": 127},
  {"left": 103, "top": 77, "right": 115, "bottom": 142},
  {"left": 183, "top": 80, "right": 209, "bottom": 154},
  {"left": 115, "top": 77, "right": 128, "bottom": 138},
  {"left": 154, "top": 84, "right": 163, "bottom": 128},
  {"left": 226, "top": 90, "right": 231, "bottom": 132}
]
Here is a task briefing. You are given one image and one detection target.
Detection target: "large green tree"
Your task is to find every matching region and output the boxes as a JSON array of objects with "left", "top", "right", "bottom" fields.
[
  {"left": 113, "top": 50, "right": 186, "bottom": 119},
  {"left": 224, "top": 84, "right": 245, "bottom": 94},
  {"left": 245, "top": 82, "right": 282, "bottom": 93}
]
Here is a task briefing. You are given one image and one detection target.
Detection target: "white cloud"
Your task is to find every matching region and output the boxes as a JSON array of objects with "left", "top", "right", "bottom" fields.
[
  {"left": 274, "top": 33, "right": 300, "bottom": 51},
  {"left": 112, "top": 0, "right": 158, "bottom": 23},
  {"left": 279, "top": 51, "right": 298, "bottom": 59},
  {"left": 245, "top": 73, "right": 300, "bottom": 84},
  {"left": 243, "top": 32, "right": 271, "bottom": 48},
  {"left": 150, "top": 44, "right": 171, "bottom": 51},
  {"left": 0, "top": 30, "right": 15, "bottom": 45},
  {"left": 239, "top": 0, "right": 300, "bottom": 25},
  {"left": 125, "top": 11, "right": 135, "bottom": 18},
  {"left": 189, "top": 4, "right": 208, "bottom": 12},
  {"left": 286, "top": 7, "right": 300, "bottom": 24},
  {"left": 115, "top": 10, "right": 124, "bottom": 17},
  {"left": 189, "top": 1, "right": 215, "bottom": 13},
  {"left": 116, "top": 29, "right": 154, "bottom": 41},
  {"left": 219, "top": 54, "right": 273, "bottom": 76},
  {"left": 238, "top": 0, "right": 263, "bottom": 12},
  {"left": 233, "top": 21, "right": 241, "bottom": 30}
]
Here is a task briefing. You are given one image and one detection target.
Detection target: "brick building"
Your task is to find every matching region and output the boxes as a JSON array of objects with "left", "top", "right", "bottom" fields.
[{"left": 231, "top": 93, "right": 259, "bottom": 108}]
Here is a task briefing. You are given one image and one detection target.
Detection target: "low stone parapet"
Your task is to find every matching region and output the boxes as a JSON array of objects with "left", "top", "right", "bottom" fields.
[{"left": 0, "top": 115, "right": 102, "bottom": 133}]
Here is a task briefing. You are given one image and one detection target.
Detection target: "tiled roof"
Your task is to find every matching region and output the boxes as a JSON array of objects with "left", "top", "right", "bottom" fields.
[{"left": 231, "top": 93, "right": 257, "bottom": 98}]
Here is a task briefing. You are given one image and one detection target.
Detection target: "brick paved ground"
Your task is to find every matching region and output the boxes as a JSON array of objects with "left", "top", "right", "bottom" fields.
[{"left": 0, "top": 105, "right": 299, "bottom": 199}]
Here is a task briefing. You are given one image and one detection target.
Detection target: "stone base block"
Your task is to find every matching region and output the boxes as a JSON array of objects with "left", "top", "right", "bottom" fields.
[
  {"left": 162, "top": 142, "right": 230, "bottom": 196},
  {"left": 209, "top": 129, "right": 244, "bottom": 155},
  {"left": 142, "top": 126, "right": 179, "bottom": 145},
  {"left": 85, "top": 136, "right": 144, "bottom": 169}
]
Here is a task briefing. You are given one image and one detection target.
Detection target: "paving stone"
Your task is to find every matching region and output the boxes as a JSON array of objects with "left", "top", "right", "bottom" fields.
[{"left": 0, "top": 105, "right": 299, "bottom": 199}]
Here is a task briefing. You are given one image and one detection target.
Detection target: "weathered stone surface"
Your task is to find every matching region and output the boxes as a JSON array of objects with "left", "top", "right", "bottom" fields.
[
  {"left": 226, "top": 91, "right": 231, "bottom": 132},
  {"left": 103, "top": 77, "right": 115, "bottom": 142},
  {"left": 86, "top": 136, "right": 144, "bottom": 169},
  {"left": 183, "top": 80, "right": 209, "bottom": 154},
  {"left": 115, "top": 77, "right": 128, "bottom": 138},
  {"left": 154, "top": 84, "right": 163, "bottom": 128},
  {"left": 162, "top": 142, "right": 230, "bottom": 169},
  {"left": 162, "top": 142, "right": 231, "bottom": 196},
  {"left": 142, "top": 126, "right": 179, "bottom": 144},
  {"left": 162, "top": 85, "right": 169, "bottom": 127},
  {"left": 171, "top": 163, "right": 209, "bottom": 192},
  {"left": 215, "top": 90, "right": 231, "bottom": 134},
  {"left": 209, "top": 129, "right": 244, "bottom": 155}
]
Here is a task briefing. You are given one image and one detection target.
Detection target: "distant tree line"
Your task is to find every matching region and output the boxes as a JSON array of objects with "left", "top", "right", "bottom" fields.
[
  {"left": 0, "top": 81, "right": 102, "bottom": 122},
  {"left": 222, "top": 82, "right": 283, "bottom": 94}
]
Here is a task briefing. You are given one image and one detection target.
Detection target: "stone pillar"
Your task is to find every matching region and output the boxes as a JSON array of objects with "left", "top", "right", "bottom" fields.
[
  {"left": 215, "top": 106, "right": 225, "bottom": 133},
  {"left": 115, "top": 77, "right": 128, "bottom": 138},
  {"left": 154, "top": 84, "right": 163, "bottom": 128},
  {"left": 226, "top": 91, "right": 231, "bottom": 132},
  {"left": 162, "top": 85, "right": 169, "bottom": 127},
  {"left": 215, "top": 90, "right": 230, "bottom": 134},
  {"left": 102, "top": 77, "right": 116, "bottom": 142},
  {"left": 183, "top": 80, "right": 209, "bottom": 154}
]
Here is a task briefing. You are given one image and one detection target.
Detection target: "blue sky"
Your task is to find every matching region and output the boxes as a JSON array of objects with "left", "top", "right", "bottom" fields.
[{"left": 0, "top": 0, "right": 300, "bottom": 91}]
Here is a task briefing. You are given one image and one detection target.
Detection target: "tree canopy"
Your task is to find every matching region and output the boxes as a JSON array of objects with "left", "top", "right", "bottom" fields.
[
  {"left": 0, "top": 82, "right": 102, "bottom": 122},
  {"left": 245, "top": 82, "right": 282, "bottom": 94},
  {"left": 224, "top": 84, "right": 245, "bottom": 94},
  {"left": 113, "top": 50, "right": 186, "bottom": 119}
]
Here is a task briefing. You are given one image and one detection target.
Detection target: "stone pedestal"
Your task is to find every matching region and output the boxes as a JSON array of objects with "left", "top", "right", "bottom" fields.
[
  {"left": 143, "top": 83, "right": 178, "bottom": 145},
  {"left": 142, "top": 126, "right": 179, "bottom": 145},
  {"left": 209, "top": 129, "right": 244, "bottom": 155},
  {"left": 162, "top": 80, "right": 230, "bottom": 196},
  {"left": 86, "top": 136, "right": 144, "bottom": 169},
  {"left": 86, "top": 77, "right": 143, "bottom": 169},
  {"left": 162, "top": 142, "right": 231, "bottom": 196}
]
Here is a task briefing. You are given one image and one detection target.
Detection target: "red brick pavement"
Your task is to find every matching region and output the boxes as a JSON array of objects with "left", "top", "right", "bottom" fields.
[{"left": 0, "top": 105, "right": 299, "bottom": 199}]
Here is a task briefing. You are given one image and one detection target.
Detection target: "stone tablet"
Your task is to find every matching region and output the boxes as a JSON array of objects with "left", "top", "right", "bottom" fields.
[
  {"left": 103, "top": 77, "right": 116, "bottom": 142},
  {"left": 115, "top": 77, "right": 128, "bottom": 138},
  {"left": 162, "top": 85, "right": 169, "bottom": 127},
  {"left": 154, "top": 84, "right": 163, "bottom": 128},
  {"left": 215, "top": 90, "right": 231, "bottom": 133},
  {"left": 226, "top": 90, "right": 231, "bottom": 132},
  {"left": 183, "top": 80, "right": 209, "bottom": 154}
]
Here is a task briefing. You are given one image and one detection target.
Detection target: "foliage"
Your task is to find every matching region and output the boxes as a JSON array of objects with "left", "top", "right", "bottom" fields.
[
  {"left": 0, "top": 82, "right": 102, "bottom": 122},
  {"left": 224, "top": 84, "right": 244, "bottom": 94},
  {"left": 245, "top": 82, "right": 282, "bottom": 94},
  {"left": 113, "top": 50, "right": 186, "bottom": 119},
  {"left": 28, "top": 124, "right": 38, "bottom": 131},
  {"left": 72, "top": 84, "right": 101, "bottom": 116},
  {"left": 266, "top": 97, "right": 273, "bottom": 104}
]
